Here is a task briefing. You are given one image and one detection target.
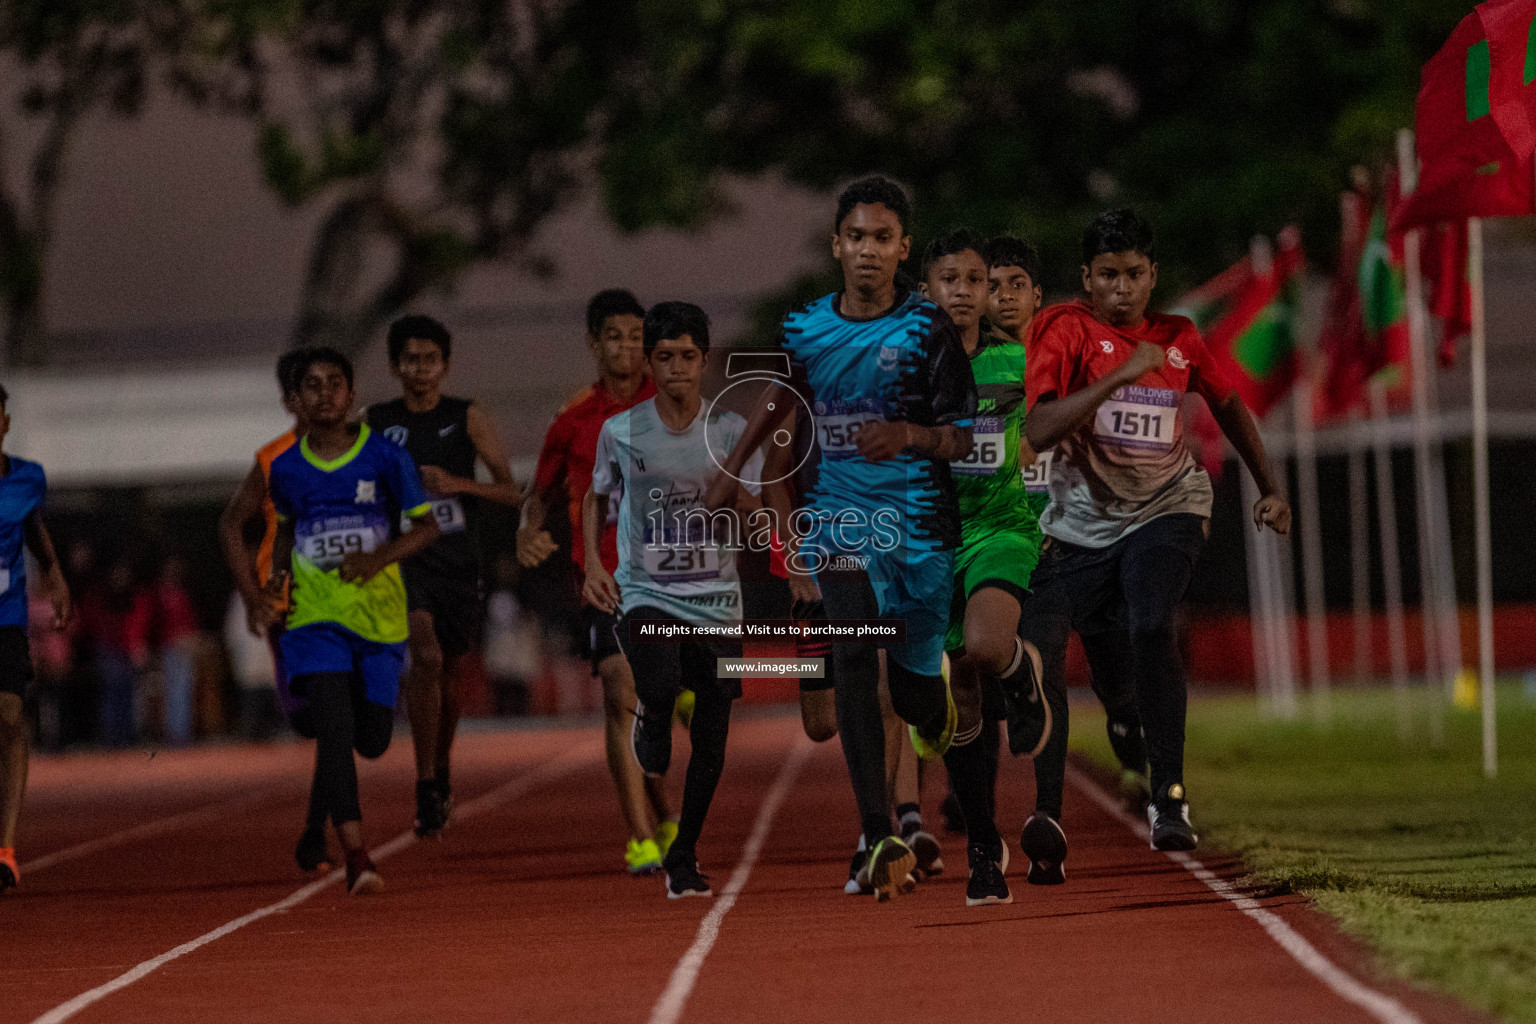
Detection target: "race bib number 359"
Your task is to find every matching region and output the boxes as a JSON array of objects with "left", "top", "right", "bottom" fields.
[
  {"left": 301, "top": 526, "right": 381, "bottom": 571},
  {"left": 1094, "top": 386, "right": 1178, "bottom": 451},
  {"left": 952, "top": 416, "right": 1005, "bottom": 476}
]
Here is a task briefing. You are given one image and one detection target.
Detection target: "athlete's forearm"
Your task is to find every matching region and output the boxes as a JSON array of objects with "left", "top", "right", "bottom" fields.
[
  {"left": 581, "top": 489, "right": 607, "bottom": 570},
  {"left": 721, "top": 382, "right": 793, "bottom": 478},
  {"left": 379, "top": 515, "right": 441, "bottom": 567},
  {"left": 449, "top": 476, "right": 522, "bottom": 507},
  {"left": 905, "top": 424, "right": 973, "bottom": 462},
  {"left": 520, "top": 487, "right": 550, "bottom": 530},
  {"left": 1026, "top": 369, "right": 1135, "bottom": 452},
  {"left": 1210, "top": 393, "right": 1282, "bottom": 496},
  {"left": 219, "top": 465, "right": 267, "bottom": 599},
  {"left": 464, "top": 404, "right": 523, "bottom": 507}
]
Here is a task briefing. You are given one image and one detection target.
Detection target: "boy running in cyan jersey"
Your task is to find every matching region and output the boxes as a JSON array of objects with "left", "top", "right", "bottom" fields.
[
  {"left": 711, "top": 176, "right": 1048, "bottom": 904},
  {"left": 582, "top": 302, "right": 761, "bottom": 899},
  {"left": 265, "top": 347, "right": 441, "bottom": 895},
  {"left": 987, "top": 236, "right": 1151, "bottom": 823},
  {"left": 1019, "top": 210, "right": 1289, "bottom": 870},
  {"left": 921, "top": 228, "right": 1047, "bottom": 903},
  {"left": 520, "top": 290, "right": 676, "bottom": 876},
  {"left": 221, "top": 349, "right": 340, "bottom": 872},
  {"left": 367, "top": 316, "right": 521, "bottom": 839},
  {"left": 0, "top": 385, "right": 72, "bottom": 892}
]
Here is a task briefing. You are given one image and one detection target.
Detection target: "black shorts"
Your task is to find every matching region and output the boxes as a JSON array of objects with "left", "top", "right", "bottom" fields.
[
  {"left": 402, "top": 565, "right": 483, "bottom": 659},
  {"left": 579, "top": 604, "right": 624, "bottom": 672},
  {"left": 616, "top": 606, "right": 743, "bottom": 701},
  {"left": 0, "top": 626, "right": 35, "bottom": 697}
]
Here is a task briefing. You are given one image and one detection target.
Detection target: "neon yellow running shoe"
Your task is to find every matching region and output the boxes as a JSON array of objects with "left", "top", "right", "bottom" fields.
[
  {"left": 654, "top": 819, "right": 679, "bottom": 859},
  {"left": 909, "top": 653, "right": 957, "bottom": 760},
  {"left": 866, "top": 836, "right": 918, "bottom": 903},
  {"left": 673, "top": 688, "right": 695, "bottom": 729},
  {"left": 626, "top": 838, "right": 662, "bottom": 875}
]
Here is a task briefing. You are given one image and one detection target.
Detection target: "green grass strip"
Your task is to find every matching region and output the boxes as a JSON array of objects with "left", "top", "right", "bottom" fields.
[{"left": 1071, "top": 684, "right": 1536, "bottom": 1023}]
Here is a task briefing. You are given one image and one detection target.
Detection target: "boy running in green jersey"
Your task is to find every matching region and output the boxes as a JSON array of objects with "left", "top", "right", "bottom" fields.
[{"left": 922, "top": 228, "right": 1047, "bottom": 905}]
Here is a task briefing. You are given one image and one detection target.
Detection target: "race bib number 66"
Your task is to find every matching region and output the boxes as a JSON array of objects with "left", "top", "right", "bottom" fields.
[
  {"left": 1094, "top": 385, "right": 1178, "bottom": 451},
  {"left": 952, "top": 415, "right": 1006, "bottom": 476}
]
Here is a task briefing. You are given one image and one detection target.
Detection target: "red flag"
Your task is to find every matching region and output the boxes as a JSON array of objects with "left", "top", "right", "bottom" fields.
[
  {"left": 1479, "top": 0, "right": 1536, "bottom": 157},
  {"left": 1393, "top": 7, "right": 1536, "bottom": 233},
  {"left": 1203, "top": 229, "right": 1306, "bottom": 418},
  {"left": 1420, "top": 219, "right": 1472, "bottom": 365}
]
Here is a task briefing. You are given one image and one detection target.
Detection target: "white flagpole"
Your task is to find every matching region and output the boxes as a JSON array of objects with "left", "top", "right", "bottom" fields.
[
  {"left": 1244, "top": 465, "right": 1275, "bottom": 710},
  {"left": 1292, "top": 336, "right": 1330, "bottom": 719},
  {"left": 1426, "top": 367, "right": 1464, "bottom": 704},
  {"left": 1397, "top": 129, "right": 1446, "bottom": 746},
  {"left": 1467, "top": 215, "right": 1497, "bottom": 777},
  {"left": 1369, "top": 379, "right": 1411, "bottom": 740},
  {"left": 1347, "top": 411, "right": 1375, "bottom": 685}
]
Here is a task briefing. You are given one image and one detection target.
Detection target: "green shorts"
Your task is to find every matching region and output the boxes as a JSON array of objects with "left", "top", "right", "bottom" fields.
[{"left": 945, "top": 525, "right": 1043, "bottom": 652}]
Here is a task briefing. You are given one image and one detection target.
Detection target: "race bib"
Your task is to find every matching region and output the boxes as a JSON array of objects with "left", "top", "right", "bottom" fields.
[
  {"left": 642, "top": 524, "right": 721, "bottom": 582},
  {"left": 404, "top": 497, "right": 467, "bottom": 535},
  {"left": 1022, "top": 449, "right": 1053, "bottom": 493},
  {"left": 816, "top": 412, "right": 886, "bottom": 459},
  {"left": 952, "top": 416, "right": 1006, "bottom": 476},
  {"left": 300, "top": 525, "right": 381, "bottom": 571},
  {"left": 1094, "top": 386, "right": 1178, "bottom": 451}
]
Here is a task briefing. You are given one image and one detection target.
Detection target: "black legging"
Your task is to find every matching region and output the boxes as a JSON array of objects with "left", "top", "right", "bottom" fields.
[
  {"left": 622, "top": 620, "right": 735, "bottom": 860},
  {"left": 819, "top": 572, "right": 957, "bottom": 846},
  {"left": 293, "top": 672, "right": 394, "bottom": 828},
  {"left": 1024, "top": 515, "right": 1203, "bottom": 820}
]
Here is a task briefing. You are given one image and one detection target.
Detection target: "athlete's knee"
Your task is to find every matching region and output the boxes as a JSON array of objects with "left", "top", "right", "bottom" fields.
[
  {"left": 962, "top": 624, "right": 1016, "bottom": 678},
  {"left": 409, "top": 632, "right": 445, "bottom": 680}
]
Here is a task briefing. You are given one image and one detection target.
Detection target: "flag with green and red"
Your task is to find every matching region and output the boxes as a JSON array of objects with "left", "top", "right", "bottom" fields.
[{"left": 1393, "top": 0, "right": 1536, "bottom": 232}]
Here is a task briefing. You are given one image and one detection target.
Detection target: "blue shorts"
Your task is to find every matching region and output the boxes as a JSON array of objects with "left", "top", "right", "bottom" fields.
[
  {"left": 808, "top": 542, "right": 951, "bottom": 678},
  {"left": 278, "top": 622, "right": 406, "bottom": 709}
]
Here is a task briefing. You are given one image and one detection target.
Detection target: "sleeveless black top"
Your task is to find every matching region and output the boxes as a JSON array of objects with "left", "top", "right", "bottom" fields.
[{"left": 366, "top": 395, "right": 479, "bottom": 578}]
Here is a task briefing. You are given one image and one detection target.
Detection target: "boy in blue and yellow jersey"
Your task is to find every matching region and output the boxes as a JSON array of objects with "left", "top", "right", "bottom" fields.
[
  {"left": 264, "top": 347, "right": 440, "bottom": 895},
  {"left": 710, "top": 176, "right": 1048, "bottom": 905},
  {"left": 0, "top": 384, "right": 72, "bottom": 892}
]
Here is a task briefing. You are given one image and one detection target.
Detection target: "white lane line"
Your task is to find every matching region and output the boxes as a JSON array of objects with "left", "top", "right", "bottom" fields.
[
  {"left": 23, "top": 791, "right": 273, "bottom": 876},
  {"left": 30, "top": 743, "right": 601, "bottom": 1024},
  {"left": 648, "top": 734, "right": 813, "bottom": 1024},
  {"left": 1066, "top": 766, "right": 1424, "bottom": 1024}
]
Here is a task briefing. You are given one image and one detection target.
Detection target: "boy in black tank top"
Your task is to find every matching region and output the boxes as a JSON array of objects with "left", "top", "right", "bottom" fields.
[{"left": 367, "top": 315, "right": 523, "bottom": 838}]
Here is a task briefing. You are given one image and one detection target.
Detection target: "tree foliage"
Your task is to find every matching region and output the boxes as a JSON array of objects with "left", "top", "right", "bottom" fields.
[
  {"left": 191, "top": 0, "right": 626, "bottom": 353},
  {"left": 596, "top": 0, "right": 1474, "bottom": 328},
  {"left": 0, "top": 0, "right": 188, "bottom": 365}
]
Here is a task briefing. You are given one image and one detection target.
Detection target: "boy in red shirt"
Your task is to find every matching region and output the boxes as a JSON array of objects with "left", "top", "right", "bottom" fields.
[
  {"left": 1012, "top": 209, "right": 1290, "bottom": 879},
  {"left": 518, "top": 289, "right": 672, "bottom": 874}
]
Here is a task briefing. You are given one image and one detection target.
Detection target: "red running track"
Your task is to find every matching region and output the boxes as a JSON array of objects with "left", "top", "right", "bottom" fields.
[{"left": 0, "top": 712, "right": 1485, "bottom": 1024}]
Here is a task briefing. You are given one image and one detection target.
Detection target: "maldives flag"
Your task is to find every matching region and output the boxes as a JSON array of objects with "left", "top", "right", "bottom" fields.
[
  {"left": 1203, "top": 229, "right": 1305, "bottom": 418},
  {"left": 1319, "top": 186, "right": 1411, "bottom": 419},
  {"left": 1394, "top": 4, "right": 1536, "bottom": 232},
  {"left": 1421, "top": 219, "right": 1473, "bottom": 365}
]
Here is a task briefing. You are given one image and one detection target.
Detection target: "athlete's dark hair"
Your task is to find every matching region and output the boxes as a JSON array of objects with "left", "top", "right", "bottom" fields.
[
  {"left": 586, "top": 289, "right": 646, "bottom": 338},
  {"left": 292, "top": 346, "right": 354, "bottom": 389},
  {"left": 1082, "top": 208, "right": 1156, "bottom": 265},
  {"left": 834, "top": 175, "right": 912, "bottom": 234},
  {"left": 0, "top": 383, "right": 8, "bottom": 408},
  {"left": 275, "top": 348, "right": 312, "bottom": 399},
  {"left": 920, "top": 227, "right": 986, "bottom": 278},
  {"left": 387, "top": 315, "right": 451, "bottom": 365},
  {"left": 643, "top": 301, "right": 711, "bottom": 356},
  {"left": 984, "top": 235, "right": 1043, "bottom": 285}
]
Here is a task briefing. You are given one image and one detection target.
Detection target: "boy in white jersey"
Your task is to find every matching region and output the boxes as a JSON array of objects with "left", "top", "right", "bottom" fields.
[{"left": 583, "top": 302, "right": 763, "bottom": 899}]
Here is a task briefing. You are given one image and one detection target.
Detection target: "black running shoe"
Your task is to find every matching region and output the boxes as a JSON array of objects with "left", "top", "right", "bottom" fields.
[
  {"left": 845, "top": 844, "right": 871, "bottom": 895},
  {"left": 965, "top": 841, "right": 1012, "bottom": 906},
  {"left": 414, "top": 779, "right": 448, "bottom": 839},
  {"left": 345, "top": 849, "right": 383, "bottom": 895},
  {"left": 866, "top": 836, "right": 918, "bottom": 903},
  {"left": 1148, "top": 783, "right": 1199, "bottom": 851},
  {"left": 1106, "top": 718, "right": 1148, "bottom": 776},
  {"left": 0, "top": 856, "right": 17, "bottom": 893},
  {"left": 295, "top": 825, "right": 331, "bottom": 874},
  {"left": 435, "top": 768, "right": 453, "bottom": 824},
  {"left": 663, "top": 850, "right": 712, "bottom": 899},
  {"left": 1000, "top": 638, "right": 1051, "bottom": 758},
  {"left": 901, "top": 819, "right": 944, "bottom": 880},
  {"left": 1020, "top": 813, "right": 1068, "bottom": 885},
  {"left": 630, "top": 698, "right": 672, "bottom": 778}
]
